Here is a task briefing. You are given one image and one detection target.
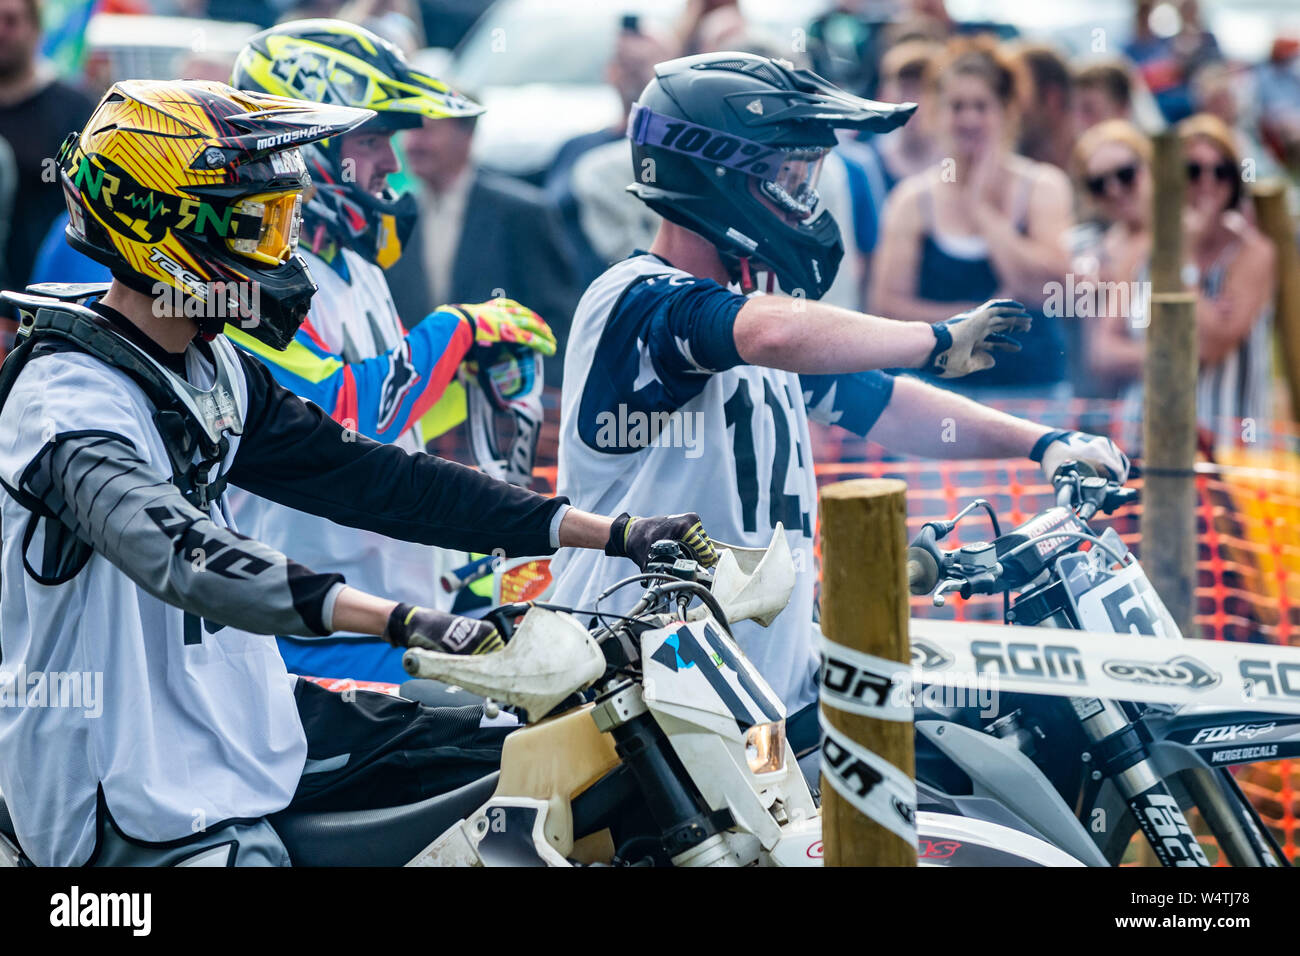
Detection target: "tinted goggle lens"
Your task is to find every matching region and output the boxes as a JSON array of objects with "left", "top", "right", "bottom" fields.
[{"left": 230, "top": 192, "right": 302, "bottom": 264}]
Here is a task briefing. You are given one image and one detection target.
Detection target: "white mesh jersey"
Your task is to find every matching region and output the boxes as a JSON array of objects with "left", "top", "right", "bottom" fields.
[
  {"left": 0, "top": 347, "right": 306, "bottom": 867},
  {"left": 550, "top": 255, "right": 823, "bottom": 710},
  {"left": 227, "top": 247, "right": 460, "bottom": 614}
]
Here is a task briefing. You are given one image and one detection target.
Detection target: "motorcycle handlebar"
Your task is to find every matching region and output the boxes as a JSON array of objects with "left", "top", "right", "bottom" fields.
[{"left": 907, "top": 547, "right": 940, "bottom": 595}]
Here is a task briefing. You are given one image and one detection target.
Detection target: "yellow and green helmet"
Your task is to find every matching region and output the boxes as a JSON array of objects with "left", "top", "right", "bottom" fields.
[
  {"left": 232, "top": 18, "right": 483, "bottom": 269},
  {"left": 58, "top": 79, "right": 373, "bottom": 347}
]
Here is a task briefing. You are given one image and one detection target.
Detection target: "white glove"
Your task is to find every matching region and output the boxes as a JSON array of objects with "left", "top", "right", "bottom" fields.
[
  {"left": 924, "top": 299, "right": 1032, "bottom": 379},
  {"left": 1032, "top": 430, "right": 1131, "bottom": 483}
]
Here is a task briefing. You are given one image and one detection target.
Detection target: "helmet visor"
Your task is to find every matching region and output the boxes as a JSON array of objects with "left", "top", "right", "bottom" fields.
[{"left": 229, "top": 191, "right": 303, "bottom": 265}]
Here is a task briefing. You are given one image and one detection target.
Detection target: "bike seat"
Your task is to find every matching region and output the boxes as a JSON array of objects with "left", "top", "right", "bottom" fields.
[
  {"left": 269, "top": 772, "right": 499, "bottom": 867},
  {"left": 399, "top": 678, "right": 486, "bottom": 708}
]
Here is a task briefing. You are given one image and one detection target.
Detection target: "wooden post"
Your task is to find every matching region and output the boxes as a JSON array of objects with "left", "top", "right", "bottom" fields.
[
  {"left": 1251, "top": 180, "right": 1300, "bottom": 421},
  {"left": 819, "top": 478, "right": 915, "bottom": 866},
  {"left": 1141, "top": 130, "right": 1199, "bottom": 641}
]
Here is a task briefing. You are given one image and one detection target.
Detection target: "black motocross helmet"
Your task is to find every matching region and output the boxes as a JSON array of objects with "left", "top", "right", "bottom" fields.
[{"left": 628, "top": 52, "right": 915, "bottom": 298}]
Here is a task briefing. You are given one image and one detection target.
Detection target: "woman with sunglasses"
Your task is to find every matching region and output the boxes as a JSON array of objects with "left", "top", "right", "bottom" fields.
[
  {"left": 1082, "top": 114, "right": 1275, "bottom": 447},
  {"left": 1181, "top": 112, "right": 1275, "bottom": 444},
  {"left": 1073, "top": 120, "right": 1155, "bottom": 409},
  {"left": 871, "top": 37, "right": 1072, "bottom": 399}
]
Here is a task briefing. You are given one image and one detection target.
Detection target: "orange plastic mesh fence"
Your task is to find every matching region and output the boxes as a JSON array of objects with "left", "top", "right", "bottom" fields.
[{"left": 433, "top": 390, "right": 1300, "bottom": 862}]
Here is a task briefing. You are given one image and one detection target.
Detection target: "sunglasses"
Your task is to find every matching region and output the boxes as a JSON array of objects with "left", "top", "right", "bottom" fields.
[
  {"left": 1186, "top": 160, "right": 1236, "bottom": 184},
  {"left": 1085, "top": 163, "right": 1138, "bottom": 198}
]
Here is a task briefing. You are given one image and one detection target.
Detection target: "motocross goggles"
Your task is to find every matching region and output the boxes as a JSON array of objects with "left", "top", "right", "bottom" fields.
[
  {"left": 466, "top": 344, "right": 543, "bottom": 488},
  {"left": 229, "top": 191, "right": 303, "bottom": 266},
  {"left": 759, "top": 147, "right": 826, "bottom": 220}
]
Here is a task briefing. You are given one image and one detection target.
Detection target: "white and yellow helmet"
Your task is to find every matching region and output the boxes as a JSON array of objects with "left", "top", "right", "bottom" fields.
[{"left": 232, "top": 18, "right": 482, "bottom": 269}]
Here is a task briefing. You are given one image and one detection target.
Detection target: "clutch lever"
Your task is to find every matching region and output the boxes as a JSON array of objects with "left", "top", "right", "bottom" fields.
[{"left": 484, "top": 602, "right": 532, "bottom": 642}]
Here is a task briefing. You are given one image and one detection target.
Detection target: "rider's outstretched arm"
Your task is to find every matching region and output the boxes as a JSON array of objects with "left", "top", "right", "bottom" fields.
[
  {"left": 228, "top": 350, "right": 567, "bottom": 556},
  {"left": 734, "top": 296, "right": 936, "bottom": 372},
  {"left": 21, "top": 428, "right": 467, "bottom": 640},
  {"left": 734, "top": 295, "right": 1031, "bottom": 380},
  {"left": 867, "top": 374, "right": 1052, "bottom": 459},
  {"left": 808, "top": 373, "right": 1129, "bottom": 481}
]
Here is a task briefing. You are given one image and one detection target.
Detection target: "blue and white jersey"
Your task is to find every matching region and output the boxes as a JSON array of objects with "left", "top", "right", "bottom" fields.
[{"left": 551, "top": 253, "right": 895, "bottom": 710}]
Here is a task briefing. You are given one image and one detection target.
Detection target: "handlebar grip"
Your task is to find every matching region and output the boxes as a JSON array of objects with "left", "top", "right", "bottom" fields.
[
  {"left": 402, "top": 647, "right": 432, "bottom": 678},
  {"left": 907, "top": 547, "right": 940, "bottom": 595},
  {"left": 966, "top": 569, "right": 1004, "bottom": 595},
  {"left": 484, "top": 602, "right": 531, "bottom": 642}
]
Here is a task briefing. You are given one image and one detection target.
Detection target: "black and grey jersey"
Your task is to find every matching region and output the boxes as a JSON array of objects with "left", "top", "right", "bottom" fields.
[{"left": 0, "top": 315, "right": 567, "bottom": 866}]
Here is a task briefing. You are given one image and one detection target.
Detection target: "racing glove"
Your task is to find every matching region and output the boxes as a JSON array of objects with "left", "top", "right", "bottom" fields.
[
  {"left": 924, "top": 299, "right": 1032, "bottom": 379},
  {"left": 384, "top": 603, "right": 505, "bottom": 655},
  {"left": 436, "top": 298, "right": 557, "bottom": 358},
  {"left": 1031, "top": 429, "right": 1132, "bottom": 483},
  {"left": 605, "top": 512, "right": 719, "bottom": 570}
]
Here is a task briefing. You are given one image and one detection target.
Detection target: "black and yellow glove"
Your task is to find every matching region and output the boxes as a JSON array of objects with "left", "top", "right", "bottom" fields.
[
  {"left": 384, "top": 603, "right": 505, "bottom": 655},
  {"left": 605, "top": 512, "right": 718, "bottom": 570}
]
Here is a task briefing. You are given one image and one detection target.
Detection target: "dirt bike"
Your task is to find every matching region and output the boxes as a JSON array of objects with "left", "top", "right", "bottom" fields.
[
  {"left": 392, "top": 528, "right": 1086, "bottom": 866},
  {"left": 904, "top": 462, "right": 1295, "bottom": 866}
]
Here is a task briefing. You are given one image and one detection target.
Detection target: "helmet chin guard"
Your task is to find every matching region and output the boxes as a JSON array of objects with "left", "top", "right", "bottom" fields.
[{"left": 465, "top": 345, "right": 544, "bottom": 488}]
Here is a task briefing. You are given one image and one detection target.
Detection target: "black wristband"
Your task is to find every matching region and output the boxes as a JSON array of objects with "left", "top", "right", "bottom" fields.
[
  {"left": 925, "top": 323, "right": 952, "bottom": 372},
  {"left": 384, "top": 602, "right": 416, "bottom": 646},
  {"left": 1029, "top": 429, "right": 1071, "bottom": 463},
  {"left": 604, "top": 512, "right": 633, "bottom": 557}
]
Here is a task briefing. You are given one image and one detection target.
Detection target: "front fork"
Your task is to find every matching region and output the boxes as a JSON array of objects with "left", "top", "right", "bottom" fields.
[
  {"left": 591, "top": 682, "right": 734, "bottom": 866},
  {"left": 1070, "top": 696, "right": 1211, "bottom": 866},
  {"left": 1013, "top": 595, "right": 1211, "bottom": 867}
]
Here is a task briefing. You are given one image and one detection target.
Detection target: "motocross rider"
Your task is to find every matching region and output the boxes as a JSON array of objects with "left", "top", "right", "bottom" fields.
[
  {"left": 0, "top": 79, "right": 716, "bottom": 866},
  {"left": 224, "top": 19, "right": 557, "bottom": 684},
  {"left": 548, "top": 52, "right": 1130, "bottom": 746}
]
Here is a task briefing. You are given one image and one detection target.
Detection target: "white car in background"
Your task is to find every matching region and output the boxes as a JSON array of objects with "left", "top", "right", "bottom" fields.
[{"left": 83, "top": 14, "right": 260, "bottom": 84}]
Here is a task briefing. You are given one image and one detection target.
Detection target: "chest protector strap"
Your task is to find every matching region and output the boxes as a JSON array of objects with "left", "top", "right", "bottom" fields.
[{"left": 0, "top": 285, "right": 246, "bottom": 513}]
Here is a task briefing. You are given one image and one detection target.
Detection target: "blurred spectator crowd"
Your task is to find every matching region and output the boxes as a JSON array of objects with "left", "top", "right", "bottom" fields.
[{"left": 2, "top": 0, "right": 1299, "bottom": 449}]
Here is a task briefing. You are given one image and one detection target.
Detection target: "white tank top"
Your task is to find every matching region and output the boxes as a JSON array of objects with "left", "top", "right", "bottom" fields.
[
  {"left": 549, "top": 256, "right": 820, "bottom": 711},
  {"left": 0, "top": 346, "right": 306, "bottom": 866}
]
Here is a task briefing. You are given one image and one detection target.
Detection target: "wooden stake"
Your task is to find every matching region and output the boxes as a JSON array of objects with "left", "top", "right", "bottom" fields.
[
  {"left": 1251, "top": 180, "right": 1300, "bottom": 421},
  {"left": 819, "top": 478, "right": 915, "bottom": 866},
  {"left": 1141, "top": 130, "right": 1199, "bottom": 641}
]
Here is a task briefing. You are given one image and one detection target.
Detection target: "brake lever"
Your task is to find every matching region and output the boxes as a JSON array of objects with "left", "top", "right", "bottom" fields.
[
  {"left": 932, "top": 578, "right": 965, "bottom": 607},
  {"left": 484, "top": 602, "right": 532, "bottom": 641}
]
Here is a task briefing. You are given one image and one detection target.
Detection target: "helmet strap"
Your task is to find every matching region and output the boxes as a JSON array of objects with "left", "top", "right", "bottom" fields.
[{"left": 738, "top": 256, "right": 754, "bottom": 294}]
